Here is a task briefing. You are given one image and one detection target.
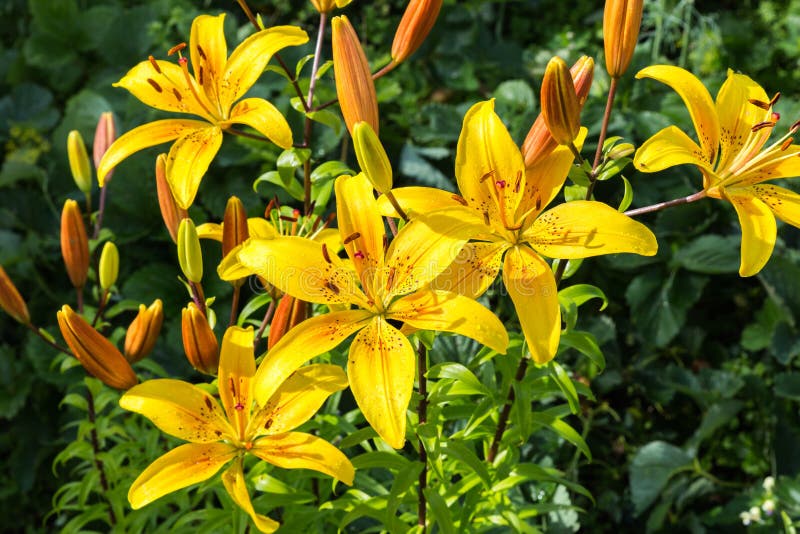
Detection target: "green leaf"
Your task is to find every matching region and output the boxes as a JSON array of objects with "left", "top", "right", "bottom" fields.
[
  {"left": 253, "top": 170, "right": 305, "bottom": 201},
  {"left": 548, "top": 361, "right": 580, "bottom": 414},
  {"left": 351, "top": 451, "right": 410, "bottom": 471},
  {"left": 775, "top": 373, "right": 800, "bottom": 401},
  {"left": 559, "top": 284, "right": 608, "bottom": 311},
  {"left": 277, "top": 147, "right": 311, "bottom": 183},
  {"left": 311, "top": 161, "right": 353, "bottom": 184},
  {"left": 424, "top": 487, "right": 455, "bottom": 534},
  {"left": 237, "top": 293, "right": 273, "bottom": 326},
  {"left": 559, "top": 331, "right": 606, "bottom": 371},
  {"left": 685, "top": 400, "right": 743, "bottom": 454},
  {"left": 629, "top": 441, "right": 693, "bottom": 515},
  {"left": 673, "top": 235, "right": 741, "bottom": 274},
  {"left": 618, "top": 175, "right": 634, "bottom": 212},
  {"left": 441, "top": 441, "right": 491, "bottom": 488},
  {"left": 427, "top": 363, "right": 490, "bottom": 396},
  {"left": 530, "top": 411, "right": 591, "bottom": 460}
]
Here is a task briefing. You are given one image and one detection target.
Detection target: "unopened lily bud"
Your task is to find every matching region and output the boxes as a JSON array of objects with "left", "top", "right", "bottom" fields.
[
  {"left": 353, "top": 122, "right": 392, "bottom": 193},
  {"left": 0, "top": 266, "right": 30, "bottom": 325},
  {"left": 523, "top": 56, "right": 594, "bottom": 167},
  {"left": 57, "top": 304, "right": 138, "bottom": 390},
  {"left": 177, "top": 218, "right": 203, "bottom": 283},
  {"left": 67, "top": 131, "right": 92, "bottom": 194},
  {"left": 222, "top": 196, "right": 250, "bottom": 258},
  {"left": 124, "top": 299, "right": 163, "bottom": 363},
  {"left": 268, "top": 294, "right": 308, "bottom": 350},
  {"left": 93, "top": 112, "right": 116, "bottom": 178},
  {"left": 608, "top": 142, "right": 635, "bottom": 159},
  {"left": 98, "top": 242, "right": 119, "bottom": 291},
  {"left": 540, "top": 56, "right": 581, "bottom": 147},
  {"left": 603, "top": 0, "right": 643, "bottom": 78},
  {"left": 332, "top": 15, "right": 379, "bottom": 135},
  {"left": 391, "top": 0, "right": 443, "bottom": 65},
  {"left": 60, "top": 199, "right": 89, "bottom": 289},
  {"left": 310, "top": 0, "right": 351, "bottom": 13},
  {"left": 155, "top": 154, "right": 187, "bottom": 242},
  {"left": 182, "top": 302, "right": 219, "bottom": 375}
]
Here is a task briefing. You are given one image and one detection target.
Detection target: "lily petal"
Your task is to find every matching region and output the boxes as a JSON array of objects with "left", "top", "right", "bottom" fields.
[
  {"left": 715, "top": 69, "right": 770, "bottom": 173},
  {"left": 751, "top": 183, "right": 800, "bottom": 227},
  {"left": 636, "top": 65, "right": 719, "bottom": 164},
  {"left": 724, "top": 188, "right": 778, "bottom": 276},
  {"left": 166, "top": 125, "right": 223, "bottom": 209},
  {"left": 190, "top": 14, "right": 228, "bottom": 112},
  {"left": 226, "top": 98, "right": 293, "bottom": 149},
  {"left": 729, "top": 145, "right": 800, "bottom": 187},
  {"left": 633, "top": 125, "right": 713, "bottom": 175},
  {"left": 388, "top": 289, "right": 508, "bottom": 354},
  {"left": 385, "top": 206, "right": 488, "bottom": 298},
  {"left": 221, "top": 25, "right": 309, "bottom": 112},
  {"left": 120, "top": 379, "right": 235, "bottom": 442},
  {"left": 430, "top": 240, "right": 508, "bottom": 299},
  {"left": 376, "top": 186, "right": 467, "bottom": 218},
  {"left": 525, "top": 200, "right": 658, "bottom": 259},
  {"left": 97, "top": 119, "right": 208, "bottom": 186},
  {"left": 502, "top": 246, "right": 560, "bottom": 365},
  {"left": 348, "top": 317, "right": 414, "bottom": 449},
  {"left": 218, "top": 326, "right": 255, "bottom": 441},
  {"left": 128, "top": 442, "right": 236, "bottom": 509},
  {"left": 221, "top": 459, "right": 280, "bottom": 534},
  {"left": 250, "top": 364, "right": 347, "bottom": 437},
  {"left": 253, "top": 309, "right": 373, "bottom": 405},
  {"left": 251, "top": 431, "right": 355, "bottom": 485}
]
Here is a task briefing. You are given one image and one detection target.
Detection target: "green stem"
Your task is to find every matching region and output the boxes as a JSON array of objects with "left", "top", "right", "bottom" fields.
[
  {"left": 303, "top": 12, "right": 329, "bottom": 214},
  {"left": 417, "top": 341, "right": 428, "bottom": 530},
  {"left": 86, "top": 387, "right": 117, "bottom": 526}
]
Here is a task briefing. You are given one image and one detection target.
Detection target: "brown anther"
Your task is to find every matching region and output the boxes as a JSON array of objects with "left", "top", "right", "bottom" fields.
[
  {"left": 770, "top": 92, "right": 781, "bottom": 106},
  {"left": 451, "top": 194, "right": 468, "bottom": 206},
  {"left": 146, "top": 78, "right": 163, "bottom": 93},
  {"left": 385, "top": 267, "right": 396, "bottom": 291},
  {"left": 306, "top": 200, "right": 317, "bottom": 216},
  {"left": 479, "top": 170, "right": 496, "bottom": 183},
  {"left": 343, "top": 232, "right": 361, "bottom": 244},
  {"left": 791, "top": 119, "right": 800, "bottom": 133},
  {"left": 514, "top": 171, "right": 522, "bottom": 193},
  {"left": 322, "top": 243, "right": 332, "bottom": 264},
  {"left": 781, "top": 137, "right": 794, "bottom": 151},
  {"left": 382, "top": 235, "right": 389, "bottom": 251},
  {"left": 324, "top": 212, "right": 336, "bottom": 228},
  {"left": 196, "top": 45, "right": 207, "bottom": 60},
  {"left": 752, "top": 121, "right": 776, "bottom": 132},
  {"left": 311, "top": 215, "right": 322, "bottom": 232},
  {"left": 325, "top": 281, "right": 340, "bottom": 295},
  {"left": 168, "top": 42, "right": 187, "bottom": 56},
  {"left": 198, "top": 66, "right": 204, "bottom": 86},
  {"left": 204, "top": 397, "right": 213, "bottom": 410},
  {"left": 172, "top": 88, "right": 182, "bottom": 102},
  {"left": 264, "top": 198, "right": 276, "bottom": 218},
  {"left": 148, "top": 55, "right": 162, "bottom": 74},
  {"left": 279, "top": 215, "right": 298, "bottom": 222},
  {"left": 749, "top": 98, "right": 771, "bottom": 110},
  {"left": 535, "top": 197, "right": 542, "bottom": 210}
]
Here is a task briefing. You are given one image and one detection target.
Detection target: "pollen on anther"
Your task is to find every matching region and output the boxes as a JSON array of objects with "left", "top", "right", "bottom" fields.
[
  {"left": 172, "top": 88, "right": 182, "bottom": 102},
  {"left": 480, "top": 170, "right": 495, "bottom": 183},
  {"left": 146, "top": 78, "right": 163, "bottom": 93},
  {"left": 168, "top": 42, "right": 187, "bottom": 56},
  {"left": 196, "top": 45, "right": 207, "bottom": 60},
  {"left": 451, "top": 194, "right": 468, "bottom": 206},
  {"left": 752, "top": 121, "right": 776, "bottom": 132},
  {"left": 148, "top": 55, "right": 162, "bottom": 74},
  {"left": 344, "top": 232, "right": 361, "bottom": 245},
  {"left": 781, "top": 138, "right": 794, "bottom": 151},
  {"left": 322, "top": 243, "right": 332, "bottom": 264},
  {"left": 749, "top": 98, "right": 770, "bottom": 110}
]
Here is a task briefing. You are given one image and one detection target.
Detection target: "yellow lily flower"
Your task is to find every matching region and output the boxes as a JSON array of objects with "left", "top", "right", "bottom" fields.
[
  {"left": 97, "top": 14, "right": 309, "bottom": 209},
  {"left": 634, "top": 66, "right": 800, "bottom": 276},
  {"left": 219, "top": 173, "right": 509, "bottom": 448},
  {"left": 120, "top": 326, "right": 353, "bottom": 533},
  {"left": 381, "top": 100, "right": 657, "bottom": 364}
]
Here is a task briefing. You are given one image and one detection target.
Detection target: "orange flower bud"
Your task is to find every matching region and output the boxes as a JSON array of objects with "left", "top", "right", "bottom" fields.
[
  {"left": 310, "top": 0, "right": 351, "bottom": 13},
  {"left": 60, "top": 199, "right": 89, "bottom": 289},
  {"left": 603, "top": 0, "right": 643, "bottom": 78},
  {"left": 268, "top": 294, "right": 308, "bottom": 350},
  {"left": 0, "top": 266, "right": 30, "bottom": 325},
  {"left": 182, "top": 302, "right": 219, "bottom": 375},
  {"left": 155, "top": 154, "right": 187, "bottom": 242},
  {"left": 57, "top": 304, "right": 138, "bottom": 390},
  {"left": 124, "top": 299, "right": 164, "bottom": 363},
  {"left": 540, "top": 56, "right": 581, "bottom": 147},
  {"left": 391, "top": 0, "right": 443, "bottom": 65},
  {"left": 332, "top": 15, "right": 379, "bottom": 136},
  {"left": 222, "top": 196, "right": 249, "bottom": 258},
  {"left": 93, "top": 112, "right": 117, "bottom": 178},
  {"left": 522, "top": 56, "right": 594, "bottom": 167}
]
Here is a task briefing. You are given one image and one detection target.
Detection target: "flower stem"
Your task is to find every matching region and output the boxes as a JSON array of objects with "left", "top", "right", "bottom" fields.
[
  {"left": 385, "top": 190, "right": 409, "bottom": 223},
  {"left": 92, "top": 185, "right": 109, "bottom": 240},
  {"left": 303, "top": 12, "right": 329, "bottom": 214},
  {"left": 27, "top": 323, "right": 71, "bottom": 355},
  {"left": 229, "top": 283, "right": 242, "bottom": 328},
  {"left": 486, "top": 355, "right": 528, "bottom": 463},
  {"left": 227, "top": 128, "right": 272, "bottom": 143},
  {"left": 254, "top": 298, "right": 277, "bottom": 348},
  {"left": 417, "top": 340, "right": 428, "bottom": 530},
  {"left": 86, "top": 387, "right": 117, "bottom": 526},
  {"left": 92, "top": 290, "right": 109, "bottom": 328},
  {"left": 190, "top": 281, "right": 206, "bottom": 317},
  {"left": 592, "top": 77, "right": 619, "bottom": 172},
  {"left": 624, "top": 190, "right": 707, "bottom": 217}
]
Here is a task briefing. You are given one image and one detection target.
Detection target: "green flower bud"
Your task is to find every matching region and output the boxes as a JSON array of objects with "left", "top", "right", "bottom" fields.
[
  {"left": 353, "top": 122, "right": 393, "bottom": 194},
  {"left": 67, "top": 130, "right": 92, "bottom": 194},
  {"left": 98, "top": 242, "right": 119, "bottom": 291},
  {"left": 177, "top": 218, "right": 203, "bottom": 283}
]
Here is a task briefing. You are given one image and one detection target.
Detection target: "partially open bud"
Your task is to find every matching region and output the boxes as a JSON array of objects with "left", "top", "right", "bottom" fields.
[
  {"left": 67, "top": 131, "right": 92, "bottom": 194},
  {"left": 332, "top": 15, "right": 379, "bottom": 135},
  {"left": 177, "top": 218, "right": 203, "bottom": 283},
  {"left": 57, "top": 304, "right": 138, "bottom": 390},
  {"left": 603, "top": 0, "right": 643, "bottom": 78},
  {"left": 353, "top": 122, "right": 392, "bottom": 193},
  {"left": 310, "top": 0, "right": 351, "bottom": 13},
  {"left": 60, "top": 199, "right": 89, "bottom": 289},
  {"left": 540, "top": 56, "right": 581, "bottom": 147},
  {"left": 391, "top": 0, "right": 443, "bottom": 65},
  {"left": 98, "top": 241, "right": 119, "bottom": 291},
  {"left": 93, "top": 112, "right": 117, "bottom": 179},
  {"left": 182, "top": 302, "right": 219, "bottom": 375},
  {"left": 523, "top": 56, "right": 594, "bottom": 167},
  {"left": 156, "top": 154, "right": 188, "bottom": 242},
  {"left": 0, "top": 266, "right": 30, "bottom": 325},
  {"left": 124, "top": 299, "right": 163, "bottom": 363},
  {"left": 222, "top": 196, "right": 250, "bottom": 258},
  {"left": 268, "top": 294, "right": 308, "bottom": 350}
]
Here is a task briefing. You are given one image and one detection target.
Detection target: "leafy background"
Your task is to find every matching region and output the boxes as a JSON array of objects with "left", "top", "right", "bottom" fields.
[{"left": 3, "top": 0, "right": 800, "bottom": 531}]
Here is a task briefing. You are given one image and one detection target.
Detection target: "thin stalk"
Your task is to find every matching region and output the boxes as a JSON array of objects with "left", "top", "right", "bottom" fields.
[
  {"left": 486, "top": 355, "right": 528, "bottom": 463},
  {"left": 253, "top": 299, "right": 277, "bottom": 348},
  {"left": 229, "top": 284, "right": 242, "bottom": 328},
  {"left": 190, "top": 281, "right": 206, "bottom": 317},
  {"left": 27, "top": 323, "right": 72, "bottom": 355},
  {"left": 227, "top": 128, "right": 272, "bottom": 143},
  {"left": 303, "top": 12, "right": 329, "bottom": 213},
  {"left": 384, "top": 190, "right": 409, "bottom": 223},
  {"left": 417, "top": 341, "right": 428, "bottom": 530},
  {"left": 92, "top": 290, "right": 109, "bottom": 328},
  {"left": 87, "top": 388, "right": 117, "bottom": 526},
  {"left": 92, "top": 185, "right": 109, "bottom": 240},
  {"left": 76, "top": 287, "right": 84, "bottom": 314},
  {"left": 624, "top": 190, "right": 707, "bottom": 217},
  {"left": 315, "top": 62, "right": 397, "bottom": 112}
]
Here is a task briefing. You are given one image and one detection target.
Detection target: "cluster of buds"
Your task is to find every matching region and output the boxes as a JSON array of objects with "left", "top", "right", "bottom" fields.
[
  {"left": 540, "top": 56, "right": 582, "bottom": 148},
  {"left": 603, "top": 0, "right": 644, "bottom": 79},
  {"left": 67, "top": 112, "right": 117, "bottom": 195}
]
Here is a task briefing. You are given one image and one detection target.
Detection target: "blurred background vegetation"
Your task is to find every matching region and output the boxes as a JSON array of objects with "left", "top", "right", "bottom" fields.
[{"left": 3, "top": 0, "right": 800, "bottom": 531}]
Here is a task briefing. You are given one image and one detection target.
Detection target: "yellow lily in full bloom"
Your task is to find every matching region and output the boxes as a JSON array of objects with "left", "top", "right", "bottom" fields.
[
  {"left": 381, "top": 100, "right": 657, "bottom": 364},
  {"left": 219, "top": 173, "right": 508, "bottom": 448},
  {"left": 120, "top": 326, "right": 353, "bottom": 533},
  {"left": 634, "top": 66, "right": 800, "bottom": 276},
  {"left": 97, "top": 14, "right": 308, "bottom": 209}
]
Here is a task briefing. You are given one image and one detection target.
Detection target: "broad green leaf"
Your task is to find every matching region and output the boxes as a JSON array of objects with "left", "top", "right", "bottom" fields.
[
  {"left": 441, "top": 441, "right": 491, "bottom": 488},
  {"left": 530, "top": 412, "right": 591, "bottom": 460},
  {"left": 629, "top": 441, "right": 693, "bottom": 515},
  {"left": 673, "top": 235, "right": 740, "bottom": 274},
  {"left": 351, "top": 451, "right": 410, "bottom": 471},
  {"left": 548, "top": 361, "right": 580, "bottom": 414},
  {"left": 559, "top": 284, "right": 608, "bottom": 311},
  {"left": 776, "top": 373, "right": 800, "bottom": 401},
  {"left": 427, "top": 363, "right": 490, "bottom": 396},
  {"left": 559, "top": 331, "right": 605, "bottom": 371},
  {"left": 424, "top": 488, "right": 455, "bottom": 534},
  {"left": 618, "top": 175, "right": 633, "bottom": 212}
]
